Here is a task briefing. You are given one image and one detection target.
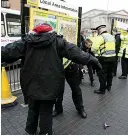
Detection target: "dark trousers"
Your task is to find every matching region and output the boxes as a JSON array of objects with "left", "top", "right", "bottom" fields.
[
  {"left": 25, "top": 99, "right": 55, "bottom": 135},
  {"left": 98, "top": 60, "right": 115, "bottom": 90},
  {"left": 79, "top": 65, "right": 84, "bottom": 81},
  {"left": 113, "top": 56, "right": 118, "bottom": 75},
  {"left": 121, "top": 57, "right": 128, "bottom": 76},
  {"left": 87, "top": 64, "right": 94, "bottom": 81},
  {"left": 55, "top": 64, "right": 84, "bottom": 112}
]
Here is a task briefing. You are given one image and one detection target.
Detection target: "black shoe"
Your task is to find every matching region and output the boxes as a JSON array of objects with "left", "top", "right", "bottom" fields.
[
  {"left": 52, "top": 110, "right": 63, "bottom": 117},
  {"left": 107, "top": 87, "right": 111, "bottom": 92},
  {"left": 94, "top": 89, "right": 105, "bottom": 94},
  {"left": 118, "top": 76, "right": 127, "bottom": 79},
  {"left": 78, "top": 109, "right": 87, "bottom": 118},
  {"left": 91, "top": 80, "right": 95, "bottom": 87},
  {"left": 25, "top": 129, "right": 37, "bottom": 135}
]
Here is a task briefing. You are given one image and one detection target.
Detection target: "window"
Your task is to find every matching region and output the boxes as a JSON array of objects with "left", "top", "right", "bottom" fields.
[
  {"left": 1, "top": 0, "right": 9, "bottom": 8},
  {"left": 6, "top": 13, "right": 21, "bottom": 37},
  {"left": 1, "top": 13, "right": 6, "bottom": 37}
]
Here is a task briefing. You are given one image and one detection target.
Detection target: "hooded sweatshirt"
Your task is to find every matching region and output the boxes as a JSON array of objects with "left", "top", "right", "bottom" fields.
[{"left": 19, "top": 31, "right": 66, "bottom": 100}]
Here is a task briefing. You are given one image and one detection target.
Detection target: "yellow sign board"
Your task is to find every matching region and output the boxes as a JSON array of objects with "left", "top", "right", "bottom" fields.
[
  {"left": 30, "top": 8, "right": 78, "bottom": 45},
  {"left": 27, "top": 0, "right": 38, "bottom": 7},
  {"left": 113, "top": 20, "right": 128, "bottom": 36}
]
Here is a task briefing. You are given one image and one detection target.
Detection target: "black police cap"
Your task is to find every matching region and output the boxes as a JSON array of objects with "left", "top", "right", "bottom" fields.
[{"left": 96, "top": 25, "right": 106, "bottom": 30}]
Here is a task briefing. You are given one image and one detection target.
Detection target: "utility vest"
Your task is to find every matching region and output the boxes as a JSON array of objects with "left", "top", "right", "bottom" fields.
[
  {"left": 118, "top": 34, "right": 128, "bottom": 58},
  {"left": 63, "top": 58, "right": 71, "bottom": 69},
  {"left": 95, "top": 33, "right": 116, "bottom": 57}
]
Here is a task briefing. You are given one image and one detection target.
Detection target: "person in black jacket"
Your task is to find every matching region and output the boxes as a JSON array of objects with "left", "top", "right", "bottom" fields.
[
  {"left": 1, "top": 24, "right": 102, "bottom": 135},
  {"left": 113, "top": 31, "right": 121, "bottom": 76},
  {"left": 78, "top": 30, "right": 87, "bottom": 80},
  {"left": 81, "top": 38, "right": 95, "bottom": 86},
  {"left": 53, "top": 62, "right": 87, "bottom": 119}
]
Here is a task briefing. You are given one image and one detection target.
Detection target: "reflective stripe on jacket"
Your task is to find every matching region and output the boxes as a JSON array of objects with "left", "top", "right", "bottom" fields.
[
  {"left": 63, "top": 58, "right": 71, "bottom": 69},
  {"left": 91, "top": 33, "right": 116, "bottom": 57}
]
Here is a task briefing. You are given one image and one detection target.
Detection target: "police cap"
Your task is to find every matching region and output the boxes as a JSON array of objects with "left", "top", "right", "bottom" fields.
[{"left": 96, "top": 25, "right": 106, "bottom": 30}]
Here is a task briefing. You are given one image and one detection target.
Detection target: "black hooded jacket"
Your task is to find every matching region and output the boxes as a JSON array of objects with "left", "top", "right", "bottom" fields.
[{"left": 1, "top": 32, "right": 101, "bottom": 100}]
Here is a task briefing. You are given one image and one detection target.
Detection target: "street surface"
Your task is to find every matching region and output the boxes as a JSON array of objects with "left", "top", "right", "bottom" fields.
[{"left": 1, "top": 63, "right": 128, "bottom": 135}]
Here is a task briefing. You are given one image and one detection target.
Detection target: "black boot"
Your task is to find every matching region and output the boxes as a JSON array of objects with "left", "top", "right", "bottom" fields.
[
  {"left": 118, "top": 75, "right": 127, "bottom": 79},
  {"left": 90, "top": 79, "right": 95, "bottom": 87},
  {"left": 107, "top": 86, "right": 111, "bottom": 92},
  {"left": 52, "top": 110, "right": 63, "bottom": 117},
  {"left": 94, "top": 89, "right": 105, "bottom": 94},
  {"left": 78, "top": 109, "right": 87, "bottom": 118}
]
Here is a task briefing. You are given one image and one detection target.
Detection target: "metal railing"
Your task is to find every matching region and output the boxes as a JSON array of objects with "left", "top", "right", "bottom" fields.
[{"left": 1, "top": 60, "right": 21, "bottom": 92}]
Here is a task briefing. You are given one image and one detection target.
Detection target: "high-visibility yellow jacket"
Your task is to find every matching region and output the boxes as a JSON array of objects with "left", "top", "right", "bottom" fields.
[
  {"left": 118, "top": 34, "right": 128, "bottom": 58},
  {"left": 91, "top": 33, "right": 116, "bottom": 57},
  {"left": 63, "top": 58, "right": 71, "bottom": 69},
  {"left": 88, "top": 36, "right": 99, "bottom": 56}
]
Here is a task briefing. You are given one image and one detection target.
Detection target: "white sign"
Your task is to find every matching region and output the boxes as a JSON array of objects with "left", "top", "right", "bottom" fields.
[
  {"left": 116, "top": 20, "right": 128, "bottom": 30},
  {"left": 39, "top": 0, "right": 78, "bottom": 17}
]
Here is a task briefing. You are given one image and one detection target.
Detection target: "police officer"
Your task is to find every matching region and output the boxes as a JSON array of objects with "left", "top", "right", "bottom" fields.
[
  {"left": 92, "top": 25, "right": 116, "bottom": 94},
  {"left": 90, "top": 28, "right": 98, "bottom": 37},
  {"left": 118, "top": 28, "right": 128, "bottom": 79},
  {"left": 53, "top": 60, "right": 87, "bottom": 118}
]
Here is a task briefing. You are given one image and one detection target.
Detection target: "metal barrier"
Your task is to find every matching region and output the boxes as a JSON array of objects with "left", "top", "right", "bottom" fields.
[{"left": 1, "top": 60, "right": 21, "bottom": 92}]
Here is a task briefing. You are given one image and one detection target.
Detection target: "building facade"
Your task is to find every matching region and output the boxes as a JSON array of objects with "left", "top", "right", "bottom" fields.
[
  {"left": 1, "top": 0, "right": 20, "bottom": 10},
  {"left": 82, "top": 9, "right": 128, "bottom": 32}
]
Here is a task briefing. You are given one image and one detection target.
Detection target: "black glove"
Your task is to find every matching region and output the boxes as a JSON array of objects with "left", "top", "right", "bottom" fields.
[{"left": 88, "top": 57, "right": 102, "bottom": 71}]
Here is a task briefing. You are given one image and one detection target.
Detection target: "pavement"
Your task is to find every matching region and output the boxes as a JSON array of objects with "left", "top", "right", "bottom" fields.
[{"left": 1, "top": 64, "right": 128, "bottom": 135}]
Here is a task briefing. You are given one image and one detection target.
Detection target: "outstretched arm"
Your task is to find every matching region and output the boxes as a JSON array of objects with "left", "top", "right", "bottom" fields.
[{"left": 1, "top": 40, "right": 26, "bottom": 63}]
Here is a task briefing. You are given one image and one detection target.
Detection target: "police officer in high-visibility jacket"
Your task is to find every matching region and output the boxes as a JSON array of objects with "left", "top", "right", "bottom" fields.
[
  {"left": 53, "top": 58, "right": 87, "bottom": 118},
  {"left": 92, "top": 25, "right": 116, "bottom": 94},
  {"left": 118, "top": 29, "right": 128, "bottom": 79}
]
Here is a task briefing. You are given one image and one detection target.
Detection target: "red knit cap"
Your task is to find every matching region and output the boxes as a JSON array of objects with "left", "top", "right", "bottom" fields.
[{"left": 32, "top": 24, "right": 53, "bottom": 34}]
